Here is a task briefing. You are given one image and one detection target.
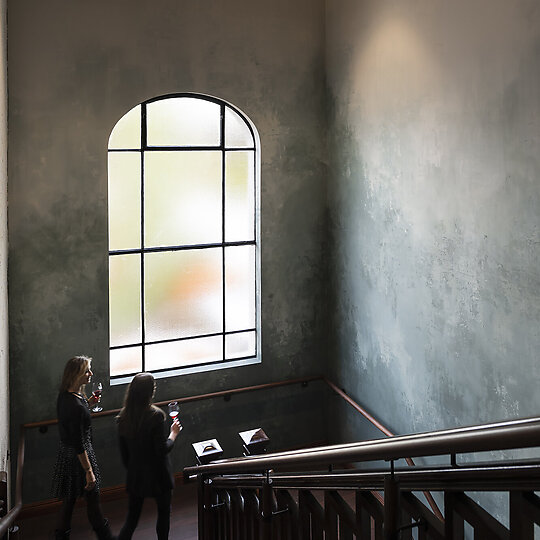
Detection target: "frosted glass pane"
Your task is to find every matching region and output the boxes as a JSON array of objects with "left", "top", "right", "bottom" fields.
[
  {"left": 110, "top": 347, "right": 142, "bottom": 377},
  {"left": 108, "top": 153, "right": 141, "bottom": 251},
  {"left": 109, "top": 105, "right": 141, "bottom": 149},
  {"left": 146, "top": 336, "right": 222, "bottom": 371},
  {"left": 225, "top": 151, "right": 255, "bottom": 242},
  {"left": 225, "top": 107, "right": 254, "bottom": 148},
  {"left": 109, "top": 254, "right": 142, "bottom": 347},
  {"left": 225, "top": 245, "right": 255, "bottom": 331},
  {"left": 145, "top": 249, "right": 223, "bottom": 341},
  {"left": 145, "top": 152, "right": 222, "bottom": 247},
  {"left": 226, "top": 331, "right": 256, "bottom": 360},
  {"left": 147, "top": 97, "right": 220, "bottom": 147}
]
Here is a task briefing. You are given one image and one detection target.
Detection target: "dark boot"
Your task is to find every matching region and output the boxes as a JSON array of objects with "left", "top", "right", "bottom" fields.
[
  {"left": 93, "top": 519, "right": 116, "bottom": 540},
  {"left": 54, "top": 530, "right": 71, "bottom": 540}
]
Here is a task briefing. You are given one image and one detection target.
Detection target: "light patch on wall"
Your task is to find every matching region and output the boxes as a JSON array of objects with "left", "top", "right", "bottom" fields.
[
  {"left": 352, "top": 13, "right": 442, "bottom": 120},
  {"left": 346, "top": 11, "right": 449, "bottom": 241},
  {"left": 494, "top": 382, "right": 519, "bottom": 418}
]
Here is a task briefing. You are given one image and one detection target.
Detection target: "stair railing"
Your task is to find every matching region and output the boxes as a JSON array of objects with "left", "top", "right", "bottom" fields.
[{"left": 184, "top": 416, "right": 540, "bottom": 539}]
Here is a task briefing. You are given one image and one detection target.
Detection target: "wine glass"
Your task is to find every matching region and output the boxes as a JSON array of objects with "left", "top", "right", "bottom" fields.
[
  {"left": 91, "top": 382, "right": 103, "bottom": 412},
  {"left": 168, "top": 402, "right": 179, "bottom": 422}
]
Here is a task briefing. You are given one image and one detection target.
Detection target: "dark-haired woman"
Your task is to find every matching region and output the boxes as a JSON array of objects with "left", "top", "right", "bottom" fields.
[
  {"left": 52, "top": 356, "right": 115, "bottom": 540},
  {"left": 116, "top": 372, "right": 181, "bottom": 540}
]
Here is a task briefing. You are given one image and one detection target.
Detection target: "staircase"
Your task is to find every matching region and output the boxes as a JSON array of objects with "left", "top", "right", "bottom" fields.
[
  {"left": 184, "top": 417, "right": 540, "bottom": 539},
  {"left": 4, "top": 377, "right": 540, "bottom": 539}
]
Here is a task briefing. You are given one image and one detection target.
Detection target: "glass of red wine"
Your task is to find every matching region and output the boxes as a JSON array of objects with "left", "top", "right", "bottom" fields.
[
  {"left": 168, "top": 401, "right": 179, "bottom": 422},
  {"left": 91, "top": 382, "right": 103, "bottom": 412}
]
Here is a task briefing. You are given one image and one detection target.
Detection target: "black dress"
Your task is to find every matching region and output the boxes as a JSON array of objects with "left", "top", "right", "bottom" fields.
[
  {"left": 118, "top": 407, "right": 175, "bottom": 497},
  {"left": 52, "top": 391, "right": 101, "bottom": 499}
]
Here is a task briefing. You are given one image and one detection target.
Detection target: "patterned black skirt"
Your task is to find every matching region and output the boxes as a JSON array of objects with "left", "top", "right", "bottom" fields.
[{"left": 51, "top": 439, "right": 101, "bottom": 500}]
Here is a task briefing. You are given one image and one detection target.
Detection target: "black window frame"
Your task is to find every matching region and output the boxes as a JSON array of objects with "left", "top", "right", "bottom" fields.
[{"left": 108, "top": 93, "right": 260, "bottom": 380}]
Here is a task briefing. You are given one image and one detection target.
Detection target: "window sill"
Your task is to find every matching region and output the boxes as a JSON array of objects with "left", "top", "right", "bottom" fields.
[{"left": 110, "top": 355, "right": 261, "bottom": 386}]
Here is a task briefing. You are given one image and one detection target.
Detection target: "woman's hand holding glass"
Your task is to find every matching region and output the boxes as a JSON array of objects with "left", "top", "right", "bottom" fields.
[
  {"left": 168, "top": 401, "right": 183, "bottom": 441},
  {"left": 90, "top": 382, "right": 103, "bottom": 412},
  {"left": 169, "top": 419, "right": 182, "bottom": 441}
]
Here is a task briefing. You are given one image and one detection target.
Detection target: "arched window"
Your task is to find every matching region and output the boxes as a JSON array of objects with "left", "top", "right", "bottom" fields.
[{"left": 108, "top": 94, "right": 260, "bottom": 381}]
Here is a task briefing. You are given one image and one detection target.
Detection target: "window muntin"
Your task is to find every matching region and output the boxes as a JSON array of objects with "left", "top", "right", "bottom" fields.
[{"left": 108, "top": 94, "right": 259, "bottom": 379}]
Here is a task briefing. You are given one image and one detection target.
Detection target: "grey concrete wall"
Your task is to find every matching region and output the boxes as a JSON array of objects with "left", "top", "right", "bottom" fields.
[
  {"left": 7, "top": 0, "right": 328, "bottom": 502},
  {"left": 0, "top": 0, "right": 8, "bottom": 477},
  {"left": 326, "top": 0, "right": 540, "bottom": 437}
]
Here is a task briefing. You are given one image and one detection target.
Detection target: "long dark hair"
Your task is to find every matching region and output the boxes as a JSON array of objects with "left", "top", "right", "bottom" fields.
[
  {"left": 117, "top": 372, "right": 162, "bottom": 436},
  {"left": 59, "top": 356, "right": 91, "bottom": 396}
]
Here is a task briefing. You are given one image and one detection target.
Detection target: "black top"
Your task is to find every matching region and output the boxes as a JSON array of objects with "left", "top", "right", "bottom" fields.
[
  {"left": 57, "top": 391, "right": 92, "bottom": 455},
  {"left": 118, "top": 407, "right": 175, "bottom": 497}
]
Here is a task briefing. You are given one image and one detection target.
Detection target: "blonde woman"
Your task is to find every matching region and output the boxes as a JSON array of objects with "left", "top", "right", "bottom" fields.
[{"left": 51, "top": 356, "right": 115, "bottom": 540}]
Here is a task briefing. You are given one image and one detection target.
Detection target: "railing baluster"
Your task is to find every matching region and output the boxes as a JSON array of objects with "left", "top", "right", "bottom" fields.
[
  {"left": 325, "top": 490, "right": 357, "bottom": 536},
  {"left": 229, "top": 489, "right": 245, "bottom": 540},
  {"left": 356, "top": 490, "right": 372, "bottom": 539},
  {"left": 400, "top": 492, "right": 444, "bottom": 540},
  {"left": 199, "top": 476, "right": 206, "bottom": 540},
  {"left": 299, "top": 490, "right": 324, "bottom": 540},
  {"left": 383, "top": 474, "right": 400, "bottom": 540},
  {"left": 444, "top": 492, "right": 464, "bottom": 540},
  {"left": 452, "top": 493, "right": 509, "bottom": 540},
  {"left": 276, "top": 489, "right": 298, "bottom": 540},
  {"left": 339, "top": 515, "right": 354, "bottom": 540},
  {"left": 298, "top": 490, "right": 311, "bottom": 540},
  {"left": 311, "top": 511, "right": 324, "bottom": 540},
  {"left": 324, "top": 490, "right": 338, "bottom": 540},
  {"left": 399, "top": 507, "right": 413, "bottom": 540},
  {"left": 261, "top": 476, "right": 273, "bottom": 540},
  {"left": 222, "top": 490, "right": 231, "bottom": 540},
  {"left": 356, "top": 491, "right": 384, "bottom": 539},
  {"left": 510, "top": 491, "right": 534, "bottom": 540},
  {"left": 243, "top": 489, "right": 260, "bottom": 540}
]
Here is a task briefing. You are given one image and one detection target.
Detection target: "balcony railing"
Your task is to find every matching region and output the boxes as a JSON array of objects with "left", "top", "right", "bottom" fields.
[{"left": 184, "top": 415, "right": 540, "bottom": 539}]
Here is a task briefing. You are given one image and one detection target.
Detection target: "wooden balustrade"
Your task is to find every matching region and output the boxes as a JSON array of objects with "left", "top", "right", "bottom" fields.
[
  {"left": 195, "top": 465, "right": 540, "bottom": 539},
  {"left": 186, "top": 420, "right": 540, "bottom": 539}
]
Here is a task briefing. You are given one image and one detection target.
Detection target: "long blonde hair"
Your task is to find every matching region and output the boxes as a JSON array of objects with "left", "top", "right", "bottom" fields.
[{"left": 59, "top": 356, "right": 91, "bottom": 395}]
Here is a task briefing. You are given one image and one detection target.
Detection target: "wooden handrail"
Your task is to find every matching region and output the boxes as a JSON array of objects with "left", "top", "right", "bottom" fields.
[
  {"left": 23, "top": 375, "right": 324, "bottom": 428},
  {"left": 324, "top": 378, "right": 394, "bottom": 437}
]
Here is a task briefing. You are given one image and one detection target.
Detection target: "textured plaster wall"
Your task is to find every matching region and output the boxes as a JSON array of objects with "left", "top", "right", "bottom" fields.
[
  {"left": 326, "top": 0, "right": 540, "bottom": 438},
  {"left": 7, "top": 0, "right": 327, "bottom": 502},
  {"left": 0, "top": 0, "right": 8, "bottom": 476}
]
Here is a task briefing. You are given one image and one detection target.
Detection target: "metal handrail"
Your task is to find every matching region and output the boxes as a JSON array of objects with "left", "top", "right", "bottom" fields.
[
  {"left": 206, "top": 461, "right": 540, "bottom": 491},
  {"left": 184, "top": 415, "right": 540, "bottom": 475}
]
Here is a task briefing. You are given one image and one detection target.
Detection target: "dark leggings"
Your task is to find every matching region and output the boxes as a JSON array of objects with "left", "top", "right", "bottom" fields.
[
  {"left": 119, "top": 490, "right": 172, "bottom": 540},
  {"left": 56, "top": 487, "right": 106, "bottom": 533}
]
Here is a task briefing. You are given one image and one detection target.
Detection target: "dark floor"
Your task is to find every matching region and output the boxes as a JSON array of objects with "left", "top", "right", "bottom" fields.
[{"left": 15, "top": 482, "right": 198, "bottom": 540}]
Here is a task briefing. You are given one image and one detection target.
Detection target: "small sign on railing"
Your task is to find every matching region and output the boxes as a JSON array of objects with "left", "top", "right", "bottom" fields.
[
  {"left": 192, "top": 439, "right": 224, "bottom": 465},
  {"left": 239, "top": 427, "right": 270, "bottom": 455}
]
